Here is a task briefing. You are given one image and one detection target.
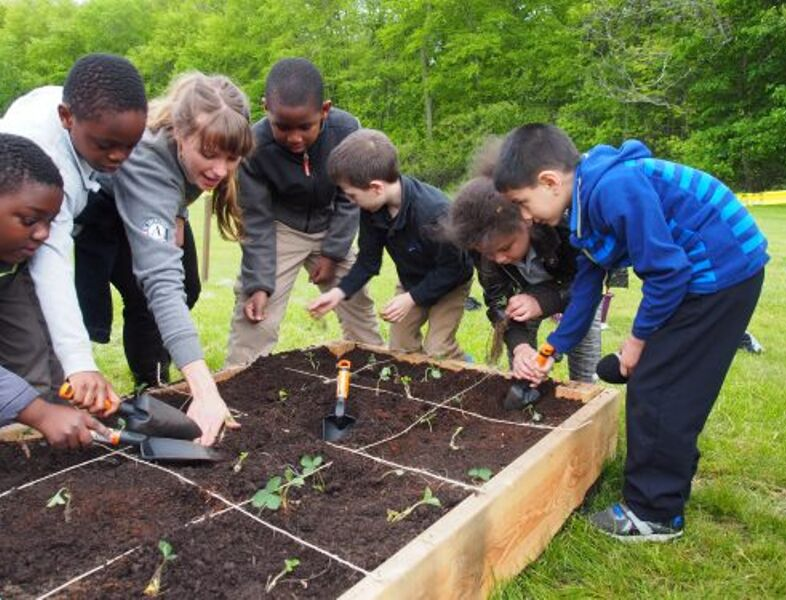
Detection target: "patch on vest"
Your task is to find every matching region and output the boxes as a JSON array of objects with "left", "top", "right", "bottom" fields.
[{"left": 142, "top": 218, "right": 169, "bottom": 241}]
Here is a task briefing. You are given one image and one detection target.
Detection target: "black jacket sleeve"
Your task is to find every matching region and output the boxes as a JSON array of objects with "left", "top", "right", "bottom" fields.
[
  {"left": 238, "top": 156, "right": 277, "bottom": 296},
  {"left": 337, "top": 216, "right": 385, "bottom": 299}
]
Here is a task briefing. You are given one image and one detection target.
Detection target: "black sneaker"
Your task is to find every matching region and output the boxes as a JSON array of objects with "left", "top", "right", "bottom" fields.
[
  {"left": 738, "top": 331, "right": 763, "bottom": 354},
  {"left": 589, "top": 502, "right": 684, "bottom": 543}
]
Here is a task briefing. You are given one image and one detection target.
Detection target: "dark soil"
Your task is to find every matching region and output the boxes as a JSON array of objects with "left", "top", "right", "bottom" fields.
[{"left": 0, "top": 345, "right": 584, "bottom": 599}]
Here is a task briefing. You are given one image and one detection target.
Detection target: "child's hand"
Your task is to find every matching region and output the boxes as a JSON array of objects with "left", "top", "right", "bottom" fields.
[
  {"left": 506, "top": 294, "right": 543, "bottom": 322},
  {"left": 619, "top": 335, "right": 646, "bottom": 377},
  {"left": 308, "top": 288, "right": 346, "bottom": 318},
  {"left": 381, "top": 292, "right": 415, "bottom": 323},
  {"left": 17, "top": 398, "right": 110, "bottom": 449},
  {"left": 244, "top": 290, "right": 269, "bottom": 322},
  {"left": 67, "top": 371, "right": 121, "bottom": 416},
  {"left": 512, "top": 343, "right": 552, "bottom": 383},
  {"left": 309, "top": 256, "right": 337, "bottom": 284}
]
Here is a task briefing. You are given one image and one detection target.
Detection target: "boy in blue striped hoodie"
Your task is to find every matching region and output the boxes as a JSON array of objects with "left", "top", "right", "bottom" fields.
[{"left": 495, "top": 124, "right": 767, "bottom": 542}]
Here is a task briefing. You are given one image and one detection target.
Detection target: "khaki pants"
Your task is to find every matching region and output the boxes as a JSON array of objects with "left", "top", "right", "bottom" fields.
[
  {"left": 388, "top": 279, "right": 471, "bottom": 360},
  {"left": 0, "top": 264, "right": 63, "bottom": 402},
  {"left": 225, "top": 222, "right": 383, "bottom": 367}
]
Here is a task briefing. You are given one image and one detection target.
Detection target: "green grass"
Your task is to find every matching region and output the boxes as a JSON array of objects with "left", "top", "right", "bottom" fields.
[{"left": 95, "top": 203, "right": 786, "bottom": 598}]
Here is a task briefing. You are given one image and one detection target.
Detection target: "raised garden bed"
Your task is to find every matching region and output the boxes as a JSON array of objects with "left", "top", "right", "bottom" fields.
[{"left": 0, "top": 342, "right": 619, "bottom": 599}]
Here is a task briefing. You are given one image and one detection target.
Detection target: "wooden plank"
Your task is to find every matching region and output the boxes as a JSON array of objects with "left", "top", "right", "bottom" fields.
[
  {"left": 0, "top": 423, "right": 42, "bottom": 443},
  {"left": 340, "top": 387, "right": 620, "bottom": 600}
]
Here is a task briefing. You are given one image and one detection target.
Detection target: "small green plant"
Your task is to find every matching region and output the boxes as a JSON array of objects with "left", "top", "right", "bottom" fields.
[
  {"left": 449, "top": 426, "right": 464, "bottom": 450},
  {"left": 265, "top": 557, "right": 301, "bottom": 593},
  {"left": 304, "top": 350, "right": 319, "bottom": 372},
  {"left": 282, "top": 466, "right": 306, "bottom": 510},
  {"left": 525, "top": 405, "right": 543, "bottom": 423},
  {"left": 300, "top": 454, "right": 326, "bottom": 492},
  {"left": 251, "top": 476, "right": 283, "bottom": 511},
  {"left": 398, "top": 374, "right": 413, "bottom": 397},
  {"left": 468, "top": 467, "right": 493, "bottom": 483},
  {"left": 46, "top": 487, "right": 72, "bottom": 523},
  {"left": 375, "top": 365, "right": 394, "bottom": 395},
  {"left": 277, "top": 388, "right": 289, "bottom": 402},
  {"left": 143, "top": 539, "right": 177, "bottom": 597},
  {"left": 366, "top": 353, "right": 377, "bottom": 367},
  {"left": 422, "top": 366, "right": 442, "bottom": 382},
  {"left": 386, "top": 487, "right": 442, "bottom": 523},
  {"left": 232, "top": 451, "right": 249, "bottom": 473}
]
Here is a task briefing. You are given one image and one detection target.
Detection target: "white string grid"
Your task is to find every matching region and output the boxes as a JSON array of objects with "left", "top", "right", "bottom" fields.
[{"left": 10, "top": 354, "right": 588, "bottom": 597}]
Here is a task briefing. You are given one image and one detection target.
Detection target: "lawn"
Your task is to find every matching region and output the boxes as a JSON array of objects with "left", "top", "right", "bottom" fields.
[{"left": 95, "top": 203, "right": 786, "bottom": 598}]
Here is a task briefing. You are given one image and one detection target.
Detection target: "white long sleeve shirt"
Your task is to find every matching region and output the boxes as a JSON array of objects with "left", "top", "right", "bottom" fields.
[{"left": 0, "top": 86, "right": 100, "bottom": 376}]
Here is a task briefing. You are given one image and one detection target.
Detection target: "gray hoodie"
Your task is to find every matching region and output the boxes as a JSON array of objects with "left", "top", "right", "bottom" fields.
[{"left": 108, "top": 128, "right": 204, "bottom": 368}]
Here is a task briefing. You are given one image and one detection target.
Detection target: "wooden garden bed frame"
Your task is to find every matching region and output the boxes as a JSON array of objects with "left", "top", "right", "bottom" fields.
[{"left": 0, "top": 341, "right": 620, "bottom": 598}]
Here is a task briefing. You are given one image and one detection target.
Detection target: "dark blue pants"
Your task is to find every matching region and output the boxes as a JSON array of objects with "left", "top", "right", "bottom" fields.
[{"left": 623, "top": 269, "right": 764, "bottom": 522}]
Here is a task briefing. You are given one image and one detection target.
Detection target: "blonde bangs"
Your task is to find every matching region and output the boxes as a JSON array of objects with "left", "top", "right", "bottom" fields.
[{"left": 198, "top": 107, "right": 254, "bottom": 159}]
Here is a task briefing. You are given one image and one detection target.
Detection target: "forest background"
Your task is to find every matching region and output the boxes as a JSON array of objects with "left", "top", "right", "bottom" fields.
[{"left": 1, "top": 0, "right": 785, "bottom": 192}]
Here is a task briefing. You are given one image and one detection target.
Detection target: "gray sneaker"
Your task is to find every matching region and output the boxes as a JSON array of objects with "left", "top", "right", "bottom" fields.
[{"left": 590, "top": 503, "right": 684, "bottom": 543}]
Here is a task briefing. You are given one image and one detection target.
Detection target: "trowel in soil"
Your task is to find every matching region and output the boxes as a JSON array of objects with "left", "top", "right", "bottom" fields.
[
  {"left": 322, "top": 359, "right": 356, "bottom": 442},
  {"left": 59, "top": 382, "right": 202, "bottom": 440},
  {"left": 502, "top": 344, "right": 554, "bottom": 410},
  {"left": 91, "top": 429, "right": 226, "bottom": 463}
]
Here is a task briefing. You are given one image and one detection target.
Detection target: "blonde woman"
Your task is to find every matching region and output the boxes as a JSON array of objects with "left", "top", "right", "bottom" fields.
[{"left": 109, "top": 72, "right": 254, "bottom": 445}]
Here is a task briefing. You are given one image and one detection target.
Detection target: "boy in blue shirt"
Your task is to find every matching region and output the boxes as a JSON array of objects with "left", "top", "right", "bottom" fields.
[
  {"left": 309, "top": 129, "right": 473, "bottom": 359},
  {"left": 495, "top": 124, "right": 767, "bottom": 541}
]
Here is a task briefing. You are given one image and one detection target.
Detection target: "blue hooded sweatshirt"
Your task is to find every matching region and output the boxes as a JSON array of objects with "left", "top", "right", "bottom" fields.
[{"left": 547, "top": 140, "right": 769, "bottom": 354}]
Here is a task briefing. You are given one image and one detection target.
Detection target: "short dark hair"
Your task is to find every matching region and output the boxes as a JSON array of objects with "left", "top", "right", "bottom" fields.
[
  {"left": 442, "top": 176, "right": 523, "bottom": 251},
  {"left": 494, "top": 124, "right": 580, "bottom": 191},
  {"left": 265, "top": 58, "right": 324, "bottom": 110},
  {"left": 63, "top": 53, "right": 147, "bottom": 121},
  {"left": 0, "top": 133, "right": 63, "bottom": 196},
  {"left": 328, "top": 129, "right": 400, "bottom": 188}
]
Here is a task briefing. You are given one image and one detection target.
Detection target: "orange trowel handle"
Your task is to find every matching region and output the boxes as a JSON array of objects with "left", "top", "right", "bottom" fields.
[
  {"left": 58, "top": 382, "right": 113, "bottom": 412},
  {"left": 536, "top": 343, "right": 556, "bottom": 368},
  {"left": 336, "top": 359, "right": 351, "bottom": 400}
]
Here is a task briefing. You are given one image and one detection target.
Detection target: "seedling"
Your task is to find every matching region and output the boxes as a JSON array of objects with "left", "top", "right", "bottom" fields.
[
  {"left": 282, "top": 466, "right": 306, "bottom": 509},
  {"left": 449, "top": 426, "right": 464, "bottom": 450},
  {"left": 300, "top": 454, "right": 326, "bottom": 492},
  {"left": 277, "top": 388, "right": 289, "bottom": 402},
  {"left": 251, "top": 476, "right": 283, "bottom": 512},
  {"left": 265, "top": 558, "right": 301, "bottom": 593},
  {"left": 398, "top": 375, "right": 413, "bottom": 398},
  {"left": 304, "top": 350, "right": 319, "bottom": 372},
  {"left": 232, "top": 451, "right": 249, "bottom": 473},
  {"left": 525, "top": 405, "right": 543, "bottom": 423},
  {"left": 46, "top": 487, "right": 72, "bottom": 523},
  {"left": 468, "top": 467, "right": 493, "bottom": 483},
  {"left": 386, "top": 487, "right": 442, "bottom": 523},
  {"left": 143, "top": 539, "right": 177, "bottom": 597},
  {"left": 366, "top": 353, "right": 377, "bottom": 367},
  {"left": 422, "top": 366, "right": 442, "bottom": 382},
  {"left": 375, "top": 365, "right": 394, "bottom": 395}
]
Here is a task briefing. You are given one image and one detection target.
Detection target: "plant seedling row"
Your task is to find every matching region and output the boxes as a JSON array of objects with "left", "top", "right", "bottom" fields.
[{"left": 0, "top": 343, "right": 615, "bottom": 599}]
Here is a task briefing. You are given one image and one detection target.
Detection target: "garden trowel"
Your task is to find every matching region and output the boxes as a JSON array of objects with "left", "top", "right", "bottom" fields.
[
  {"left": 91, "top": 429, "right": 225, "bottom": 463},
  {"left": 59, "top": 382, "right": 202, "bottom": 440},
  {"left": 322, "top": 359, "right": 356, "bottom": 442}
]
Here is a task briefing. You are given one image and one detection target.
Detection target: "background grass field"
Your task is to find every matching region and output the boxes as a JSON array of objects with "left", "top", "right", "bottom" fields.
[{"left": 95, "top": 204, "right": 786, "bottom": 598}]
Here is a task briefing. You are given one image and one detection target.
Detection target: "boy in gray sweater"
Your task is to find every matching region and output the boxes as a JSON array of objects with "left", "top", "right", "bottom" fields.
[{"left": 225, "top": 58, "right": 382, "bottom": 367}]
